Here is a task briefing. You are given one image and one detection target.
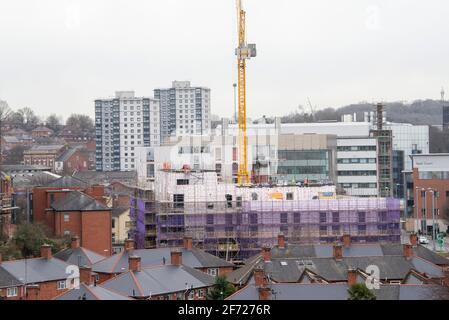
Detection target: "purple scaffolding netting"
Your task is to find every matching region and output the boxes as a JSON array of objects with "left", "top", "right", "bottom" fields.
[
  {"left": 129, "top": 198, "right": 146, "bottom": 249},
  {"left": 156, "top": 198, "right": 401, "bottom": 259}
]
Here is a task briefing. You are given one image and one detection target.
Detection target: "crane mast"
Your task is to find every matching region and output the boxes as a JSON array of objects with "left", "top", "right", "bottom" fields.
[{"left": 236, "top": 0, "right": 256, "bottom": 186}]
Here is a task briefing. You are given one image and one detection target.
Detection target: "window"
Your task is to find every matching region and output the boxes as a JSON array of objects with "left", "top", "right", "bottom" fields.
[
  {"left": 64, "top": 214, "right": 70, "bottom": 222},
  {"left": 446, "top": 191, "right": 449, "bottom": 198},
  {"left": 173, "top": 194, "right": 184, "bottom": 209},
  {"left": 358, "top": 212, "right": 366, "bottom": 223},
  {"left": 177, "top": 179, "right": 189, "bottom": 185},
  {"left": 236, "top": 196, "right": 242, "bottom": 208},
  {"left": 286, "top": 193, "right": 294, "bottom": 200},
  {"left": 251, "top": 193, "right": 258, "bottom": 201},
  {"left": 57, "top": 281, "right": 67, "bottom": 290},
  {"left": 332, "top": 212, "right": 339, "bottom": 223},
  {"left": 280, "top": 212, "right": 288, "bottom": 224},
  {"left": 293, "top": 212, "right": 301, "bottom": 224},
  {"left": 207, "top": 268, "right": 218, "bottom": 277},
  {"left": 197, "top": 289, "right": 205, "bottom": 299},
  {"left": 188, "top": 290, "right": 195, "bottom": 300},
  {"left": 7, "top": 287, "right": 18, "bottom": 297},
  {"left": 112, "top": 218, "right": 116, "bottom": 229},
  {"left": 319, "top": 212, "right": 327, "bottom": 224}
]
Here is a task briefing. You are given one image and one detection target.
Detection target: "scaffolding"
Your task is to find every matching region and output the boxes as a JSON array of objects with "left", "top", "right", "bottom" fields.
[{"left": 155, "top": 197, "right": 401, "bottom": 261}]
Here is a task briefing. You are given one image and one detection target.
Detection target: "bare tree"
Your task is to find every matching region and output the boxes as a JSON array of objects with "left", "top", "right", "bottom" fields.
[{"left": 0, "top": 102, "right": 13, "bottom": 168}]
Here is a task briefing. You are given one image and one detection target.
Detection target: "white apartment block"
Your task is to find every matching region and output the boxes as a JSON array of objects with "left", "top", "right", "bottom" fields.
[
  {"left": 337, "top": 137, "right": 379, "bottom": 197},
  {"left": 95, "top": 91, "right": 160, "bottom": 172},
  {"left": 154, "top": 81, "right": 211, "bottom": 144}
]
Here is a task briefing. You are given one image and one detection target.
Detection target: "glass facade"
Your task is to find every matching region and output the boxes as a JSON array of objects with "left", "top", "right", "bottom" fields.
[{"left": 277, "top": 150, "right": 330, "bottom": 182}]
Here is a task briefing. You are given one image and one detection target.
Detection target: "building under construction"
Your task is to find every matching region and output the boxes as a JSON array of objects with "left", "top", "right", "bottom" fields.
[
  {"left": 129, "top": 169, "right": 401, "bottom": 261},
  {"left": 371, "top": 103, "right": 394, "bottom": 198}
]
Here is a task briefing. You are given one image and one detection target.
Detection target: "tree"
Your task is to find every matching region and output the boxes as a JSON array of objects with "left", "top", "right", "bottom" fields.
[
  {"left": 206, "top": 276, "right": 236, "bottom": 300},
  {"left": 347, "top": 283, "right": 377, "bottom": 300},
  {"left": 13, "top": 222, "right": 49, "bottom": 257},
  {"left": 17, "top": 107, "right": 40, "bottom": 131},
  {"left": 66, "top": 114, "right": 94, "bottom": 134},
  {"left": 4, "top": 145, "right": 30, "bottom": 165},
  {"left": 0, "top": 101, "right": 13, "bottom": 165},
  {"left": 46, "top": 114, "right": 62, "bottom": 133}
]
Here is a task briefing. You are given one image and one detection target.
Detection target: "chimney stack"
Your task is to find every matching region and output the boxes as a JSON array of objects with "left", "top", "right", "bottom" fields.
[
  {"left": 183, "top": 236, "right": 193, "bottom": 250},
  {"left": 40, "top": 244, "right": 52, "bottom": 260},
  {"left": 254, "top": 267, "right": 268, "bottom": 287},
  {"left": 71, "top": 236, "right": 80, "bottom": 249},
  {"left": 262, "top": 246, "right": 271, "bottom": 263},
  {"left": 333, "top": 243, "right": 343, "bottom": 262},
  {"left": 410, "top": 233, "right": 418, "bottom": 247},
  {"left": 342, "top": 234, "right": 351, "bottom": 248},
  {"left": 171, "top": 250, "right": 182, "bottom": 266},
  {"left": 79, "top": 266, "right": 95, "bottom": 285},
  {"left": 403, "top": 244, "right": 413, "bottom": 260},
  {"left": 258, "top": 287, "right": 271, "bottom": 301},
  {"left": 277, "top": 234, "right": 286, "bottom": 249},
  {"left": 124, "top": 239, "right": 135, "bottom": 252},
  {"left": 26, "top": 285, "right": 40, "bottom": 300},
  {"left": 129, "top": 256, "right": 142, "bottom": 272},
  {"left": 347, "top": 268, "right": 358, "bottom": 286}
]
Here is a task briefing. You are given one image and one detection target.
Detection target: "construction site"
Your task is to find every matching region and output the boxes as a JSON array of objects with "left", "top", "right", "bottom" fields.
[{"left": 126, "top": 0, "right": 401, "bottom": 261}]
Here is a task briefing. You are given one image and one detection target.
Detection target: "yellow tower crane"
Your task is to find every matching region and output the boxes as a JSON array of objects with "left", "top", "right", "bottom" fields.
[{"left": 236, "top": 0, "right": 256, "bottom": 186}]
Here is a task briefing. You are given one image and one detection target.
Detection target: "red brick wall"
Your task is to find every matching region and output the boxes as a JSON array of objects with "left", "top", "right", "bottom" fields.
[
  {"left": 413, "top": 169, "right": 449, "bottom": 220},
  {"left": 65, "top": 150, "right": 89, "bottom": 173},
  {"left": 54, "top": 211, "right": 82, "bottom": 238},
  {"left": 81, "top": 210, "right": 112, "bottom": 256},
  {"left": 0, "top": 281, "right": 68, "bottom": 300}
]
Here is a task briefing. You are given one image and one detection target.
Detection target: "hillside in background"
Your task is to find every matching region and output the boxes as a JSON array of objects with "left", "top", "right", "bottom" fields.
[{"left": 281, "top": 99, "right": 446, "bottom": 125}]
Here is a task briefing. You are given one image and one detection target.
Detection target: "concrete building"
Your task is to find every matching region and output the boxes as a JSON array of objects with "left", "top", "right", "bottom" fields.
[
  {"left": 136, "top": 131, "right": 337, "bottom": 187},
  {"left": 408, "top": 154, "right": 449, "bottom": 235},
  {"left": 95, "top": 91, "right": 160, "bottom": 172},
  {"left": 337, "top": 137, "right": 378, "bottom": 197},
  {"left": 443, "top": 106, "right": 449, "bottom": 130},
  {"left": 154, "top": 81, "right": 211, "bottom": 144}
]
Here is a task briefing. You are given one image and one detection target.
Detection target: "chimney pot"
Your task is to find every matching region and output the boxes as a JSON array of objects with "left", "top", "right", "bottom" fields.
[
  {"left": 79, "top": 266, "right": 94, "bottom": 285},
  {"left": 171, "top": 250, "right": 182, "bottom": 266},
  {"left": 129, "top": 256, "right": 142, "bottom": 272},
  {"left": 71, "top": 236, "right": 80, "bottom": 249},
  {"left": 277, "top": 234, "right": 286, "bottom": 249},
  {"left": 183, "top": 237, "right": 193, "bottom": 250},
  {"left": 258, "top": 287, "right": 271, "bottom": 301},
  {"left": 403, "top": 244, "right": 413, "bottom": 260},
  {"left": 262, "top": 246, "right": 271, "bottom": 262},
  {"left": 410, "top": 233, "right": 418, "bottom": 247},
  {"left": 254, "top": 267, "right": 267, "bottom": 287},
  {"left": 347, "top": 268, "right": 358, "bottom": 286},
  {"left": 124, "top": 239, "right": 135, "bottom": 252},
  {"left": 342, "top": 234, "right": 351, "bottom": 248},
  {"left": 40, "top": 244, "right": 52, "bottom": 260},
  {"left": 333, "top": 243, "right": 343, "bottom": 261}
]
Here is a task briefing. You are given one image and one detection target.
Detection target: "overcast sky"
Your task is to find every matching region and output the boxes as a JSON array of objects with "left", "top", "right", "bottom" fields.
[{"left": 0, "top": 0, "right": 448, "bottom": 121}]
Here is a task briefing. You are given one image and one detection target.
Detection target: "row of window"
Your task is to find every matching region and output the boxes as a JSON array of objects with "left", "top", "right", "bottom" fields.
[
  {"left": 337, "top": 158, "right": 376, "bottom": 164},
  {"left": 338, "top": 171, "right": 377, "bottom": 176},
  {"left": 337, "top": 146, "right": 376, "bottom": 151}
]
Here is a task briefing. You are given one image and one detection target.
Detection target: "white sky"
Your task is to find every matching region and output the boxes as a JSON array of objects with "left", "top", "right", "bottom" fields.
[{"left": 0, "top": 0, "right": 448, "bottom": 120}]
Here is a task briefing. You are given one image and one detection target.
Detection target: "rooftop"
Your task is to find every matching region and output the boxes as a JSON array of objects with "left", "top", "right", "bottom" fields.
[{"left": 51, "top": 190, "right": 110, "bottom": 212}]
